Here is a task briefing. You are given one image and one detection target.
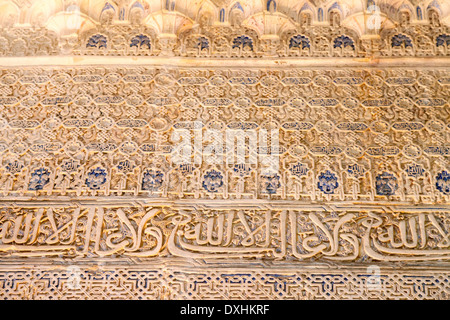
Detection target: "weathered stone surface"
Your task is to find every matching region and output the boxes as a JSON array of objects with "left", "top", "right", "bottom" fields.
[{"left": 0, "top": 0, "right": 449, "bottom": 300}]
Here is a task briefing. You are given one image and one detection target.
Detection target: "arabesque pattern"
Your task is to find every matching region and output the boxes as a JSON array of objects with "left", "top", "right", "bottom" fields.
[{"left": 0, "top": 67, "right": 449, "bottom": 202}]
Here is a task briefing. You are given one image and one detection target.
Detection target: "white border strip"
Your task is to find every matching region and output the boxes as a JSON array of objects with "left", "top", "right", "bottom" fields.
[{"left": 0, "top": 56, "right": 449, "bottom": 68}]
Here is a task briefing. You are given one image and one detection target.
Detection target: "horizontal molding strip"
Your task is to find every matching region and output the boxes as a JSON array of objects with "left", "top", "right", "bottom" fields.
[
  {"left": 1, "top": 199, "right": 450, "bottom": 211},
  {"left": 1, "top": 56, "right": 450, "bottom": 68}
]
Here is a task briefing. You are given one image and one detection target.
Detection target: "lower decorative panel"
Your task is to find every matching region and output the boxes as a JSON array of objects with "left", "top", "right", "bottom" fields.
[
  {"left": 0, "top": 201, "right": 449, "bottom": 299},
  {"left": 0, "top": 262, "right": 448, "bottom": 300}
]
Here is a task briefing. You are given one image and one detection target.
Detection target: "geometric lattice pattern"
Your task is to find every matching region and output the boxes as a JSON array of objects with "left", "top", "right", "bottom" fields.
[{"left": 0, "top": 263, "right": 449, "bottom": 300}]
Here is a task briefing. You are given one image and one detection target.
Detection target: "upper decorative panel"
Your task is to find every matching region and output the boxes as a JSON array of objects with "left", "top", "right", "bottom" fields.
[
  {"left": 0, "top": 0, "right": 449, "bottom": 57},
  {"left": 0, "top": 65, "right": 449, "bottom": 205}
]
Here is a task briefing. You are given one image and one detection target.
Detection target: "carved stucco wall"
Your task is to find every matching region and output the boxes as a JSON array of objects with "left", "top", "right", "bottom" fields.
[{"left": 0, "top": 0, "right": 449, "bottom": 300}]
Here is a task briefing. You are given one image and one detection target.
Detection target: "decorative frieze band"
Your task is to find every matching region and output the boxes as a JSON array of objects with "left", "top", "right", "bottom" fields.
[
  {"left": 0, "top": 262, "right": 448, "bottom": 300},
  {"left": 0, "top": 0, "right": 449, "bottom": 58},
  {"left": 1, "top": 202, "right": 449, "bottom": 262}
]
